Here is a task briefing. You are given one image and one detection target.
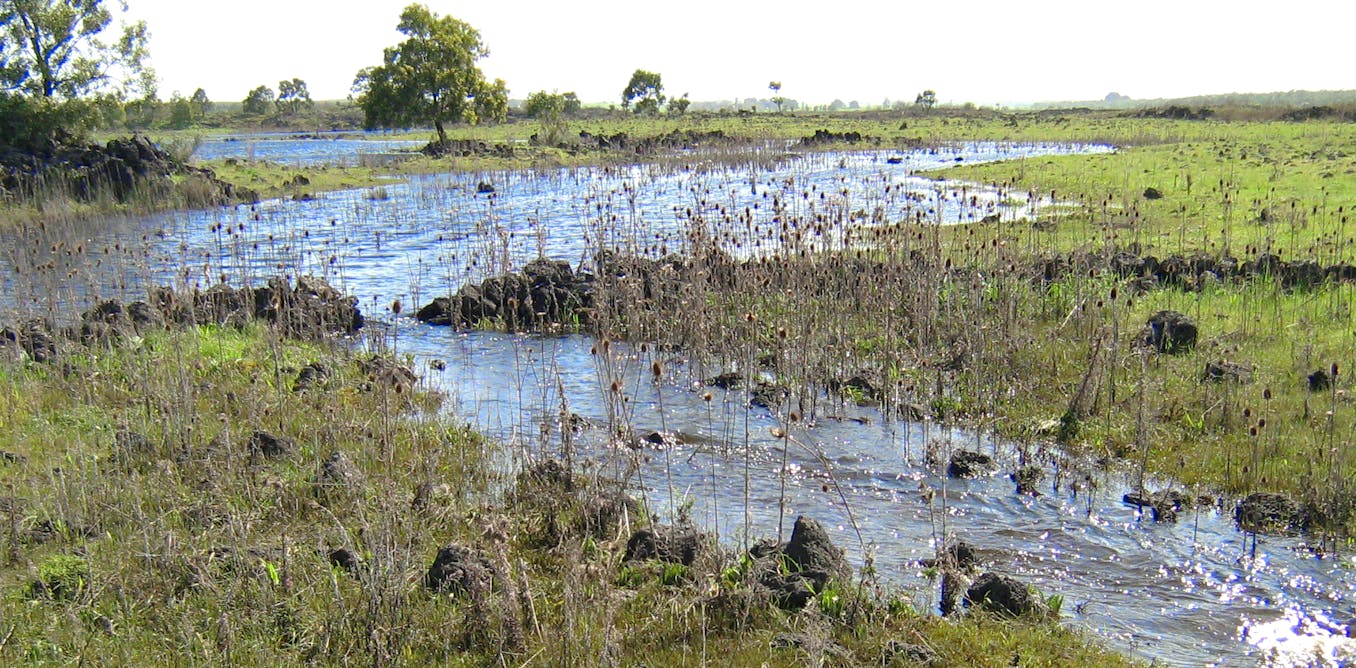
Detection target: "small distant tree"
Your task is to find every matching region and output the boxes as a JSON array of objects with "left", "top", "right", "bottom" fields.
[
  {"left": 123, "top": 91, "right": 160, "bottom": 129},
  {"left": 668, "top": 93, "right": 690, "bottom": 116},
  {"left": 189, "top": 88, "right": 211, "bottom": 119},
  {"left": 621, "top": 69, "right": 664, "bottom": 115},
  {"left": 561, "top": 92, "right": 581, "bottom": 115},
  {"left": 828, "top": 99, "right": 845, "bottom": 112},
  {"left": 353, "top": 4, "right": 508, "bottom": 144},
  {"left": 276, "top": 78, "right": 313, "bottom": 115},
  {"left": 242, "top": 85, "right": 274, "bottom": 115},
  {"left": 167, "top": 91, "right": 193, "bottom": 128},
  {"left": 769, "top": 81, "right": 785, "bottom": 112},
  {"left": 524, "top": 90, "right": 564, "bottom": 120},
  {"left": 524, "top": 90, "right": 570, "bottom": 144},
  {"left": 915, "top": 89, "right": 937, "bottom": 108}
]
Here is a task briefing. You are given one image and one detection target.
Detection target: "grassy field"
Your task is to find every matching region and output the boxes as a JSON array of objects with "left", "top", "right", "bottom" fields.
[{"left": 0, "top": 323, "right": 1132, "bottom": 666}]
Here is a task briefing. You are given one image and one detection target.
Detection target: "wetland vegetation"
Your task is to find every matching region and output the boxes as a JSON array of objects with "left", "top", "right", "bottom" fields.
[{"left": 5, "top": 1, "right": 1356, "bottom": 665}]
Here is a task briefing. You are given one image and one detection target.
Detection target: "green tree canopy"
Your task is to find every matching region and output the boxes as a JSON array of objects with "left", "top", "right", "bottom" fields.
[
  {"left": 915, "top": 89, "right": 937, "bottom": 108},
  {"left": 669, "top": 93, "right": 690, "bottom": 116},
  {"left": 353, "top": 3, "right": 507, "bottom": 144},
  {"left": 0, "top": 0, "right": 152, "bottom": 100},
  {"left": 621, "top": 69, "right": 664, "bottom": 115},
  {"left": 524, "top": 90, "right": 564, "bottom": 120},
  {"left": 242, "top": 84, "right": 273, "bottom": 115},
  {"left": 189, "top": 87, "right": 209, "bottom": 117},
  {"left": 561, "top": 91, "right": 581, "bottom": 115},
  {"left": 276, "top": 77, "right": 312, "bottom": 115}
]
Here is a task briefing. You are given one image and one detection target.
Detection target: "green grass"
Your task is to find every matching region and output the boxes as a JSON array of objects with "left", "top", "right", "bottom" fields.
[
  {"left": 934, "top": 120, "right": 1356, "bottom": 262},
  {"left": 0, "top": 322, "right": 1134, "bottom": 666}
]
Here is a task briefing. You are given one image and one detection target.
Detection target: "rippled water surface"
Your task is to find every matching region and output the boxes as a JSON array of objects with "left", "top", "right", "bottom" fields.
[
  {"left": 3, "top": 139, "right": 1352, "bottom": 666},
  {"left": 193, "top": 131, "right": 422, "bottom": 166}
]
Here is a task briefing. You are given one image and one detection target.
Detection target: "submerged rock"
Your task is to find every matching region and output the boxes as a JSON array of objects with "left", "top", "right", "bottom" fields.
[
  {"left": 948, "top": 450, "right": 997, "bottom": 479},
  {"left": 1011, "top": 465, "right": 1045, "bottom": 496},
  {"left": 1124, "top": 489, "right": 1190, "bottom": 523},
  {"left": 1235, "top": 492, "right": 1306, "bottom": 534}
]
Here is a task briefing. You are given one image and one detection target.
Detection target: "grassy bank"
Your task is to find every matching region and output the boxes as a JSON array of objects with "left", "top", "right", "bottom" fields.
[{"left": 0, "top": 322, "right": 1132, "bottom": 665}]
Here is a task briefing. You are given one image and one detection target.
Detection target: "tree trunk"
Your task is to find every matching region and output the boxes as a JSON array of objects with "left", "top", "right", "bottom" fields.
[{"left": 434, "top": 120, "right": 447, "bottom": 145}]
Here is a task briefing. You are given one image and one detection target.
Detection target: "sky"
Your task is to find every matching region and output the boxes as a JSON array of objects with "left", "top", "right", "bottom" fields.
[{"left": 125, "top": 0, "right": 1351, "bottom": 107}]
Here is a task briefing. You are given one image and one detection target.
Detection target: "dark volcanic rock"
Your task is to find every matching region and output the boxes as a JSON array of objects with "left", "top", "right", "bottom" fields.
[
  {"left": 313, "top": 451, "right": 364, "bottom": 498},
  {"left": 921, "top": 539, "right": 978, "bottom": 570},
  {"left": 328, "top": 547, "right": 362, "bottom": 576},
  {"left": 418, "top": 258, "right": 588, "bottom": 332},
  {"left": 0, "top": 321, "right": 59, "bottom": 363},
  {"left": 248, "top": 430, "right": 296, "bottom": 460},
  {"left": 1236, "top": 492, "right": 1306, "bottom": 534},
  {"left": 1124, "top": 489, "right": 1189, "bottom": 523},
  {"left": 1202, "top": 360, "right": 1253, "bottom": 384},
  {"left": 749, "top": 382, "right": 789, "bottom": 409},
  {"left": 623, "top": 524, "right": 707, "bottom": 567},
  {"left": 783, "top": 515, "right": 850, "bottom": 580},
  {"left": 424, "top": 543, "right": 500, "bottom": 600},
  {"left": 152, "top": 276, "right": 363, "bottom": 339},
  {"left": 415, "top": 296, "right": 459, "bottom": 325},
  {"left": 1144, "top": 310, "right": 1198, "bottom": 354},
  {"left": 1011, "top": 465, "right": 1044, "bottom": 496},
  {"left": 706, "top": 372, "right": 744, "bottom": 390},
  {"left": 964, "top": 572, "right": 1041, "bottom": 617},
  {"left": 1309, "top": 369, "right": 1332, "bottom": 392},
  {"left": 948, "top": 450, "right": 997, "bottom": 479},
  {"left": 743, "top": 516, "right": 851, "bottom": 610},
  {"left": 293, "top": 362, "right": 331, "bottom": 392}
]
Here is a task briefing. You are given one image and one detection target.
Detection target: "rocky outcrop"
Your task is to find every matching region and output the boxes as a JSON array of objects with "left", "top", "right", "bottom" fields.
[
  {"left": 151, "top": 276, "right": 363, "bottom": 340},
  {"left": 0, "top": 320, "right": 59, "bottom": 363},
  {"left": 421, "top": 139, "right": 514, "bottom": 158},
  {"left": 798, "top": 129, "right": 871, "bottom": 147},
  {"left": 0, "top": 133, "right": 251, "bottom": 206},
  {"left": 576, "top": 129, "right": 730, "bottom": 155},
  {"left": 417, "top": 258, "right": 590, "bottom": 332},
  {"left": 1, "top": 277, "right": 363, "bottom": 365}
]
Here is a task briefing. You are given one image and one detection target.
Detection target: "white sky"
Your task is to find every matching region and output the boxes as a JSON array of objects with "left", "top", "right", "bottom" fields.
[{"left": 126, "top": 0, "right": 1351, "bottom": 107}]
